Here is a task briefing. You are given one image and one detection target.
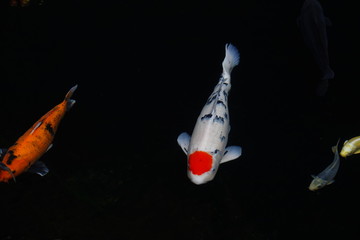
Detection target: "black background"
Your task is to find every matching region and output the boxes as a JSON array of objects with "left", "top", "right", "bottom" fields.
[{"left": 1, "top": 0, "right": 360, "bottom": 239}]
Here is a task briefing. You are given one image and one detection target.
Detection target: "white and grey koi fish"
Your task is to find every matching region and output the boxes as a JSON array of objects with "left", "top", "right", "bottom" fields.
[
  {"left": 309, "top": 139, "right": 340, "bottom": 191},
  {"left": 297, "top": 0, "right": 334, "bottom": 96},
  {"left": 177, "top": 43, "right": 242, "bottom": 185}
]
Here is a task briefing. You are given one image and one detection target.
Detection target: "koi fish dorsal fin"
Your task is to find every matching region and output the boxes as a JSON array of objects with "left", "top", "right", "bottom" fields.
[
  {"left": 220, "top": 146, "right": 242, "bottom": 164},
  {"left": 64, "top": 85, "right": 78, "bottom": 111}
]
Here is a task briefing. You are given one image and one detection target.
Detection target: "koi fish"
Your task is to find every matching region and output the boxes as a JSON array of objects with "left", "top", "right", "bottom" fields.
[
  {"left": 177, "top": 44, "right": 242, "bottom": 185},
  {"left": 0, "top": 85, "right": 78, "bottom": 182},
  {"left": 297, "top": 0, "right": 334, "bottom": 96},
  {"left": 340, "top": 136, "right": 360, "bottom": 158},
  {"left": 9, "top": 0, "right": 30, "bottom": 7},
  {"left": 309, "top": 139, "right": 340, "bottom": 191}
]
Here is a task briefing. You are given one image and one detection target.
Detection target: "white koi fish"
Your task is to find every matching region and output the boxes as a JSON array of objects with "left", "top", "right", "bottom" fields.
[
  {"left": 177, "top": 43, "right": 242, "bottom": 185},
  {"left": 309, "top": 139, "right": 340, "bottom": 191},
  {"left": 297, "top": 0, "right": 334, "bottom": 96}
]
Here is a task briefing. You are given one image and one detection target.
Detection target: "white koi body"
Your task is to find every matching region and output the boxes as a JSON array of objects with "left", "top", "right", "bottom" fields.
[{"left": 177, "top": 44, "right": 242, "bottom": 185}]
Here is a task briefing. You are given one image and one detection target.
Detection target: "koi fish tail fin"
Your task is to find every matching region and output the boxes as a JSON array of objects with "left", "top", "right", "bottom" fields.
[
  {"left": 64, "top": 84, "right": 78, "bottom": 111},
  {"left": 222, "top": 43, "right": 240, "bottom": 79}
]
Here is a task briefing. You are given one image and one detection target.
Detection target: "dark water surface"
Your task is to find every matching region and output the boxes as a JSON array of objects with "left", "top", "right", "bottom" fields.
[{"left": 1, "top": 1, "right": 360, "bottom": 239}]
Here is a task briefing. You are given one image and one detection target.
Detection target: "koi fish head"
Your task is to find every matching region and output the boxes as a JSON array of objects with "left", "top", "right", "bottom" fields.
[
  {"left": 340, "top": 140, "right": 355, "bottom": 157},
  {"left": 187, "top": 151, "right": 219, "bottom": 185},
  {"left": 309, "top": 176, "right": 327, "bottom": 191}
]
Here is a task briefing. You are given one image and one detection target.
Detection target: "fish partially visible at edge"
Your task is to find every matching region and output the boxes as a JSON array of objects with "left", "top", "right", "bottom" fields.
[
  {"left": 0, "top": 85, "right": 78, "bottom": 182},
  {"left": 340, "top": 136, "right": 360, "bottom": 158}
]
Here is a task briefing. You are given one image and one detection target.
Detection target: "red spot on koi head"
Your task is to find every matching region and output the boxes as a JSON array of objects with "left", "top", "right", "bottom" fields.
[{"left": 188, "top": 151, "right": 213, "bottom": 175}]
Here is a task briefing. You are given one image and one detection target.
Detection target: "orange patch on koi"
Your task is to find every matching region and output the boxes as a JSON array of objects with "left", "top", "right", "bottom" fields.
[{"left": 189, "top": 151, "right": 213, "bottom": 175}]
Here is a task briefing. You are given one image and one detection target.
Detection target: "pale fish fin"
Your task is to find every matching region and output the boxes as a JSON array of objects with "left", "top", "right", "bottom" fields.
[
  {"left": 177, "top": 132, "right": 191, "bottom": 155},
  {"left": 354, "top": 149, "right": 360, "bottom": 154},
  {"left": 64, "top": 84, "right": 78, "bottom": 111},
  {"left": 0, "top": 162, "right": 16, "bottom": 182},
  {"left": 327, "top": 180, "right": 335, "bottom": 185},
  {"left": 222, "top": 43, "right": 240, "bottom": 79},
  {"left": 46, "top": 144, "right": 53, "bottom": 152},
  {"left": 311, "top": 175, "right": 316, "bottom": 179},
  {"left": 0, "top": 148, "right": 8, "bottom": 159},
  {"left": 331, "top": 138, "right": 341, "bottom": 153},
  {"left": 28, "top": 161, "right": 49, "bottom": 176},
  {"left": 221, "top": 146, "right": 242, "bottom": 164}
]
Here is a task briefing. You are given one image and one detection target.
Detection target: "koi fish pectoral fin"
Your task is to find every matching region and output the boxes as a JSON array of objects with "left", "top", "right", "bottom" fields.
[
  {"left": 354, "top": 149, "right": 360, "bottom": 155},
  {"left": 46, "top": 144, "right": 53, "bottom": 152},
  {"left": 327, "top": 180, "right": 335, "bottom": 185},
  {"left": 0, "top": 148, "right": 8, "bottom": 159},
  {"left": 221, "top": 146, "right": 242, "bottom": 164},
  {"left": 0, "top": 162, "right": 16, "bottom": 182},
  {"left": 28, "top": 161, "right": 49, "bottom": 177},
  {"left": 177, "top": 132, "right": 191, "bottom": 155}
]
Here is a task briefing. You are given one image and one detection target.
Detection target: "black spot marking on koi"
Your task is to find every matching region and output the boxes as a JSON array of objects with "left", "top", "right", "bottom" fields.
[
  {"left": 207, "top": 95, "right": 217, "bottom": 104},
  {"left": 46, "top": 123, "right": 55, "bottom": 136},
  {"left": 220, "top": 136, "right": 226, "bottom": 142},
  {"left": 224, "top": 113, "right": 228, "bottom": 119},
  {"left": 6, "top": 150, "right": 18, "bottom": 165},
  {"left": 183, "top": 147, "right": 188, "bottom": 154},
  {"left": 223, "top": 90, "right": 228, "bottom": 99},
  {"left": 201, "top": 114, "right": 213, "bottom": 121},
  {"left": 213, "top": 116, "right": 225, "bottom": 124},
  {"left": 217, "top": 100, "right": 226, "bottom": 108}
]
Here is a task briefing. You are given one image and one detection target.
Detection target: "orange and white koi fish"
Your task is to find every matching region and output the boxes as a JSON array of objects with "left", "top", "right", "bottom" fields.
[
  {"left": 177, "top": 44, "right": 242, "bottom": 185},
  {"left": 0, "top": 85, "right": 78, "bottom": 182}
]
